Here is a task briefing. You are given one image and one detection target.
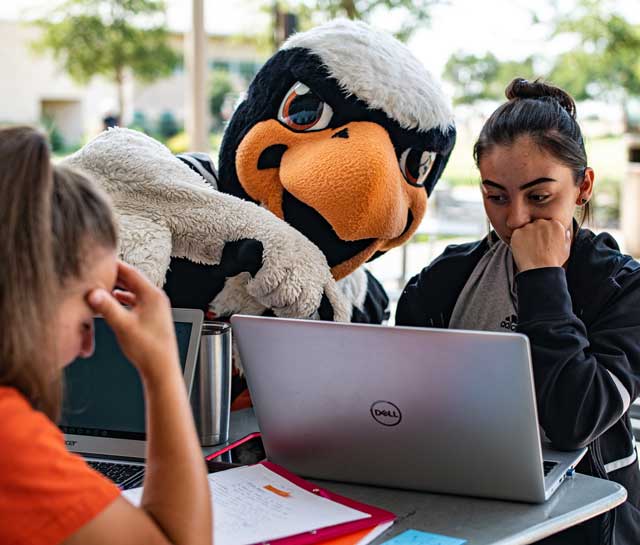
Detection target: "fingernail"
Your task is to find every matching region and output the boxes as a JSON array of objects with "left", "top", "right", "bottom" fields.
[{"left": 88, "top": 289, "right": 105, "bottom": 306}]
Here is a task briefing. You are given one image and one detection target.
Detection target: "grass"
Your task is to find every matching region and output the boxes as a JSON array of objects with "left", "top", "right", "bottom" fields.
[
  {"left": 442, "top": 129, "right": 480, "bottom": 187},
  {"left": 585, "top": 135, "right": 626, "bottom": 184}
]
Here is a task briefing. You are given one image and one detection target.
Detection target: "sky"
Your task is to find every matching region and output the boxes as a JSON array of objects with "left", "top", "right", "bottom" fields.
[{"left": 2, "top": 0, "right": 637, "bottom": 78}]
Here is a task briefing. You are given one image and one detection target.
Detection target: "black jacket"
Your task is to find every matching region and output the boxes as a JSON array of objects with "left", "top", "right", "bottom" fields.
[{"left": 396, "top": 228, "right": 640, "bottom": 545}]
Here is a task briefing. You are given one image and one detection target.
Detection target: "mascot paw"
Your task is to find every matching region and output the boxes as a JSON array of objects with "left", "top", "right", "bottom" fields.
[
  {"left": 316, "top": 282, "right": 352, "bottom": 322},
  {"left": 244, "top": 230, "right": 351, "bottom": 322}
]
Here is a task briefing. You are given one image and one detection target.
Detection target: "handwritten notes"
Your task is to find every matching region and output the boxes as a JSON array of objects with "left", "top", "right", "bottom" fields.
[{"left": 123, "top": 464, "right": 371, "bottom": 545}]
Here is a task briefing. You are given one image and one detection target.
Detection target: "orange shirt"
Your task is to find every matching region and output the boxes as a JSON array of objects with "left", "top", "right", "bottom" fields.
[{"left": 0, "top": 386, "right": 120, "bottom": 545}]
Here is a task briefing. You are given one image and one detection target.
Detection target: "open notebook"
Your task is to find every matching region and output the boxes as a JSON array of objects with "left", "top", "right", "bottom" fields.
[{"left": 123, "top": 462, "right": 395, "bottom": 545}]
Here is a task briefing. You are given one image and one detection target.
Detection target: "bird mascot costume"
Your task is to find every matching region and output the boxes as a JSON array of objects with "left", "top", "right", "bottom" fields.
[{"left": 62, "top": 19, "right": 456, "bottom": 406}]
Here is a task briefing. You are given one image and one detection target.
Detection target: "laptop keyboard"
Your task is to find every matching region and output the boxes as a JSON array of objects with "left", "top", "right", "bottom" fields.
[
  {"left": 543, "top": 461, "right": 559, "bottom": 476},
  {"left": 88, "top": 461, "right": 144, "bottom": 490}
]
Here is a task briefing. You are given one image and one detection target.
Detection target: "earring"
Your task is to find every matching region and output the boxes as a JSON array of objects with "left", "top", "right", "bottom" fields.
[{"left": 578, "top": 197, "right": 587, "bottom": 205}]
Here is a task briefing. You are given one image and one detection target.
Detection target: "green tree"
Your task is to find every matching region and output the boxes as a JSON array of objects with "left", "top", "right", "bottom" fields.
[
  {"left": 444, "top": 52, "right": 537, "bottom": 105},
  {"left": 274, "top": 0, "right": 443, "bottom": 42},
  {"left": 129, "top": 109, "right": 151, "bottom": 134},
  {"left": 32, "top": 0, "right": 179, "bottom": 120},
  {"left": 157, "top": 110, "right": 180, "bottom": 140},
  {"left": 209, "top": 69, "right": 234, "bottom": 128},
  {"left": 41, "top": 115, "right": 66, "bottom": 153},
  {"left": 546, "top": 0, "right": 640, "bottom": 129}
]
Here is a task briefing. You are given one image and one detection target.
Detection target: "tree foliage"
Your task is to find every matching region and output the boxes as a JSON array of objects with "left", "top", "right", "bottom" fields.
[
  {"left": 443, "top": 0, "right": 639, "bottom": 111},
  {"left": 32, "top": 0, "right": 179, "bottom": 116},
  {"left": 157, "top": 110, "right": 180, "bottom": 139},
  {"left": 547, "top": 0, "right": 640, "bottom": 102},
  {"left": 443, "top": 52, "right": 536, "bottom": 105},
  {"left": 209, "top": 69, "right": 234, "bottom": 127},
  {"left": 277, "top": 0, "right": 443, "bottom": 42}
]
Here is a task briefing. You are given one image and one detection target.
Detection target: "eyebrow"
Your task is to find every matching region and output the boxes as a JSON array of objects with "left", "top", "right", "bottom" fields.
[{"left": 482, "top": 177, "right": 557, "bottom": 191}]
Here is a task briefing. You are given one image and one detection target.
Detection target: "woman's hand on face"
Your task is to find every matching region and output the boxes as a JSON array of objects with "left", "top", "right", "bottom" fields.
[
  {"left": 510, "top": 219, "right": 571, "bottom": 272},
  {"left": 86, "top": 260, "right": 178, "bottom": 381}
]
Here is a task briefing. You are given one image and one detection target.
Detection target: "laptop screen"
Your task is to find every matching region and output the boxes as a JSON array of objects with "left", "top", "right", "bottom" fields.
[{"left": 59, "top": 316, "right": 196, "bottom": 442}]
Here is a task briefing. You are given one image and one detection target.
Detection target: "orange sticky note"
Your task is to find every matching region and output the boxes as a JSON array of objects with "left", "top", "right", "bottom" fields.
[{"left": 264, "top": 484, "right": 291, "bottom": 497}]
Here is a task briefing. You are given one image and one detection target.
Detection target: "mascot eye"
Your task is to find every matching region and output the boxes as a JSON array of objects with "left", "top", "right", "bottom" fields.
[
  {"left": 278, "top": 82, "right": 334, "bottom": 131},
  {"left": 399, "top": 148, "right": 437, "bottom": 187}
]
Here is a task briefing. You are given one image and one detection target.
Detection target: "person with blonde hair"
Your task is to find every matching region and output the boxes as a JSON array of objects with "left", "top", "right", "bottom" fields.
[{"left": 0, "top": 126, "right": 211, "bottom": 545}]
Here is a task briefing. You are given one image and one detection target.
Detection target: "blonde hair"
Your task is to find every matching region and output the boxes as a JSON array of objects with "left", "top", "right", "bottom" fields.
[
  {"left": 0, "top": 127, "right": 118, "bottom": 420},
  {"left": 52, "top": 165, "right": 118, "bottom": 284},
  {"left": 0, "top": 126, "right": 59, "bottom": 418}
]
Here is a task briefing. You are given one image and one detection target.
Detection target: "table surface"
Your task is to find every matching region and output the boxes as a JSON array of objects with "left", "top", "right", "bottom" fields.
[{"left": 206, "top": 409, "right": 627, "bottom": 545}]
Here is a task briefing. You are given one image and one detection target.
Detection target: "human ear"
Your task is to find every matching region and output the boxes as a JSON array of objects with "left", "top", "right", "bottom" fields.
[{"left": 576, "top": 167, "right": 595, "bottom": 205}]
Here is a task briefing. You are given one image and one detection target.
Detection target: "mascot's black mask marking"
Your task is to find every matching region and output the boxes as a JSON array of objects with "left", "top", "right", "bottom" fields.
[{"left": 258, "top": 144, "right": 288, "bottom": 170}]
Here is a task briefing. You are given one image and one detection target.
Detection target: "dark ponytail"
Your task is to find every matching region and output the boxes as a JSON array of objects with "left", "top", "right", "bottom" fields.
[
  {"left": 474, "top": 78, "right": 591, "bottom": 224},
  {"left": 504, "top": 78, "right": 577, "bottom": 117}
]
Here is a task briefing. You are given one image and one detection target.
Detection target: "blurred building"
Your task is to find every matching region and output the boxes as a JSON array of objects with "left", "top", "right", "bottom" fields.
[{"left": 0, "top": 19, "right": 264, "bottom": 148}]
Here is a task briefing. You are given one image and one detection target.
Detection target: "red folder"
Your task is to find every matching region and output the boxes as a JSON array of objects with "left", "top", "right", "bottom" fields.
[
  {"left": 258, "top": 461, "right": 395, "bottom": 545},
  {"left": 314, "top": 527, "right": 380, "bottom": 545}
]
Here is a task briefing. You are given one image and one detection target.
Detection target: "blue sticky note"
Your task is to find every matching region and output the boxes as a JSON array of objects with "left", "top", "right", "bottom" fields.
[{"left": 381, "top": 529, "right": 467, "bottom": 545}]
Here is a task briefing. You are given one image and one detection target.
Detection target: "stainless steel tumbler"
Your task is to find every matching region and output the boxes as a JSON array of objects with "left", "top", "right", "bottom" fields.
[{"left": 191, "top": 321, "right": 232, "bottom": 446}]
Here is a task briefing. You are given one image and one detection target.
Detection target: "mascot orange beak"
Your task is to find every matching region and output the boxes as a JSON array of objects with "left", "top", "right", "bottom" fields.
[{"left": 235, "top": 120, "right": 427, "bottom": 280}]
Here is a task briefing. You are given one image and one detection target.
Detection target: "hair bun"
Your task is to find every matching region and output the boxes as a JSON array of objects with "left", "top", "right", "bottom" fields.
[{"left": 505, "top": 77, "right": 576, "bottom": 119}]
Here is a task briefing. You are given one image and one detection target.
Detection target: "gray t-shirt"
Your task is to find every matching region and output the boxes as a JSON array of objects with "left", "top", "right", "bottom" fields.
[{"left": 449, "top": 235, "right": 518, "bottom": 332}]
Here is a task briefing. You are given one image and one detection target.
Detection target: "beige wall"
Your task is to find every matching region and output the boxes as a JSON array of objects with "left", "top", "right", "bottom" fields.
[
  {"left": 41, "top": 99, "right": 84, "bottom": 145},
  {"left": 0, "top": 20, "right": 265, "bottom": 146},
  {"left": 0, "top": 20, "right": 121, "bottom": 145}
]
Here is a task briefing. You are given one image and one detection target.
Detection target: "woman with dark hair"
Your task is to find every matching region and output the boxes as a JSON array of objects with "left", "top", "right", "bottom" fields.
[
  {"left": 0, "top": 126, "right": 211, "bottom": 545},
  {"left": 397, "top": 79, "right": 640, "bottom": 544}
]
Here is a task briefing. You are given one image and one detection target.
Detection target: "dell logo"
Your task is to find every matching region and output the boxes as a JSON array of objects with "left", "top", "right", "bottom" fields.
[
  {"left": 65, "top": 440, "right": 77, "bottom": 447},
  {"left": 370, "top": 400, "right": 402, "bottom": 426}
]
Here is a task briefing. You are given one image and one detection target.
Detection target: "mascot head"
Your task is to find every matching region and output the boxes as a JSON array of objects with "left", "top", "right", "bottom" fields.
[{"left": 218, "top": 19, "right": 456, "bottom": 280}]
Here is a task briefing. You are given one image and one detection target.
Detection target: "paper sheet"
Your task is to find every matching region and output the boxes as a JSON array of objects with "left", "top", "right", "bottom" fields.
[{"left": 123, "top": 464, "right": 371, "bottom": 545}]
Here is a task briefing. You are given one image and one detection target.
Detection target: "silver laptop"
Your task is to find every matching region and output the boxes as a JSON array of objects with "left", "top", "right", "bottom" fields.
[
  {"left": 231, "top": 315, "right": 587, "bottom": 503},
  {"left": 60, "top": 308, "right": 203, "bottom": 489}
]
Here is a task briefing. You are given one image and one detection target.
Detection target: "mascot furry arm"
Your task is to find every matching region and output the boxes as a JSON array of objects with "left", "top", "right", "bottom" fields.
[{"left": 62, "top": 128, "right": 351, "bottom": 322}]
